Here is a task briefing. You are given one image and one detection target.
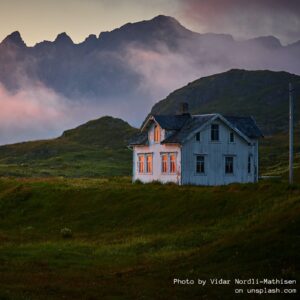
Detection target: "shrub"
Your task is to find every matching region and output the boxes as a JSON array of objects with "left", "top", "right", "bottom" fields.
[
  {"left": 134, "top": 179, "right": 144, "bottom": 185},
  {"left": 60, "top": 227, "right": 73, "bottom": 239}
]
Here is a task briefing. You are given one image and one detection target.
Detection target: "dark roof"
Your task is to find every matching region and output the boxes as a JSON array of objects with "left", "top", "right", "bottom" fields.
[
  {"left": 130, "top": 113, "right": 263, "bottom": 146},
  {"left": 224, "top": 116, "right": 263, "bottom": 139},
  {"left": 151, "top": 114, "right": 191, "bottom": 130},
  {"left": 128, "top": 132, "right": 148, "bottom": 146},
  {"left": 162, "top": 114, "right": 263, "bottom": 144},
  {"left": 162, "top": 114, "right": 214, "bottom": 144}
]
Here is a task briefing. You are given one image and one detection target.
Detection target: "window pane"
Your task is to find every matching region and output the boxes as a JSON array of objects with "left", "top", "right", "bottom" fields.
[
  {"left": 146, "top": 155, "right": 152, "bottom": 173},
  {"left": 230, "top": 132, "right": 234, "bottom": 142},
  {"left": 154, "top": 125, "right": 160, "bottom": 142},
  {"left": 195, "top": 132, "right": 200, "bottom": 141},
  {"left": 225, "top": 156, "right": 233, "bottom": 174},
  {"left": 248, "top": 155, "right": 251, "bottom": 173},
  {"left": 211, "top": 124, "right": 219, "bottom": 141},
  {"left": 196, "top": 155, "right": 205, "bottom": 173},
  {"left": 170, "top": 154, "right": 176, "bottom": 173},
  {"left": 138, "top": 155, "right": 145, "bottom": 173},
  {"left": 162, "top": 154, "right": 168, "bottom": 173}
]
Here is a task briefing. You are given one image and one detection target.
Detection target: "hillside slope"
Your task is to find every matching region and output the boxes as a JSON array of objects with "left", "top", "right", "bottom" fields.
[
  {"left": 151, "top": 69, "right": 300, "bottom": 134},
  {"left": 0, "top": 116, "right": 137, "bottom": 177},
  {"left": 0, "top": 177, "right": 299, "bottom": 299}
]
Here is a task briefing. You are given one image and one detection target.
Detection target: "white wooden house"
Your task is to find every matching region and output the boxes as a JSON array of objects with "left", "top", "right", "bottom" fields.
[{"left": 129, "top": 105, "right": 263, "bottom": 185}]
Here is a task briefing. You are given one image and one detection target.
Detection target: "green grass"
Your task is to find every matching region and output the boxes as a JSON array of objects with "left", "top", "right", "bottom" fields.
[
  {"left": 0, "top": 116, "right": 137, "bottom": 178},
  {"left": 0, "top": 177, "right": 299, "bottom": 299}
]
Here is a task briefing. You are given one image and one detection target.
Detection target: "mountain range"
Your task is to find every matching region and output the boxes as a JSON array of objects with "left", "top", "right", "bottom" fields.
[{"left": 1, "top": 15, "right": 300, "bottom": 140}]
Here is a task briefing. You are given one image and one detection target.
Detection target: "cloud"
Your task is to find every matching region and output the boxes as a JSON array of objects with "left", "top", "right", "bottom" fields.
[
  {"left": 0, "top": 81, "right": 120, "bottom": 145},
  {"left": 178, "top": 0, "right": 300, "bottom": 44}
]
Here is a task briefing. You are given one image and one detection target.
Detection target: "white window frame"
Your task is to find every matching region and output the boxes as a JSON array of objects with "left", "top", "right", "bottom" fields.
[
  {"left": 137, "top": 153, "right": 153, "bottom": 174},
  {"left": 160, "top": 152, "right": 177, "bottom": 175}
]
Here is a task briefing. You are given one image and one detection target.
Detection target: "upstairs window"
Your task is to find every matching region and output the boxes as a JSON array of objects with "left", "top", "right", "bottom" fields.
[
  {"left": 225, "top": 156, "right": 234, "bottom": 174},
  {"left": 229, "top": 132, "right": 235, "bottom": 143},
  {"left": 195, "top": 132, "right": 201, "bottom": 142},
  {"left": 211, "top": 124, "right": 219, "bottom": 141},
  {"left": 170, "top": 154, "right": 176, "bottom": 173},
  {"left": 146, "top": 154, "right": 153, "bottom": 173},
  {"left": 138, "top": 155, "right": 145, "bottom": 173},
  {"left": 161, "top": 154, "right": 168, "bottom": 173},
  {"left": 154, "top": 125, "right": 160, "bottom": 143},
  {"left": 196, "top": 155, "right": 205, "bottom": 174}
]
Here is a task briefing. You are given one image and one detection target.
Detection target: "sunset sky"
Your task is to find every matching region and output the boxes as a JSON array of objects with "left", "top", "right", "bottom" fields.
[
  {"left": 1, "top": 0, "right": 300, "bottom": 45},
  {"left": 0, "top": 0, "right": 299, "bottom": 145}
]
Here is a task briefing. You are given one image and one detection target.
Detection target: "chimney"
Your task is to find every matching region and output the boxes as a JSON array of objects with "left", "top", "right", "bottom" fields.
[{"left": 177, "top": 102, "right": 189, "bottom": 115}]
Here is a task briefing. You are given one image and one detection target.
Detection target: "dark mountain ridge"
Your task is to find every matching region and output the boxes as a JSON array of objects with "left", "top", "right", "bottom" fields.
[
  {"left": 151, "top": 69, "right": 300, "bottom": 134},
  {"left": 1, "top": 15, "right": 299, "bottom": 96}
]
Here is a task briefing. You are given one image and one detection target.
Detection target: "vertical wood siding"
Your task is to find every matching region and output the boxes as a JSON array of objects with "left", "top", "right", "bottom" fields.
[{"left": 181, "top": 120, "right": 258, "bottom": 185}]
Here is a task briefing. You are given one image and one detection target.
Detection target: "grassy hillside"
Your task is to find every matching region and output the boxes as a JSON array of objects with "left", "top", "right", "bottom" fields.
[
  {"left": 0, "top": 116, "right": 138, "bottom": 177},
  {"left": 151, "top": 69, "right": 300, "bottom": 134},
  {"left": 0, "top": 177, "right": 299, "bottom": 299},
  {"left": 260, "top": 125, "right": 300, "bottom": 181}
]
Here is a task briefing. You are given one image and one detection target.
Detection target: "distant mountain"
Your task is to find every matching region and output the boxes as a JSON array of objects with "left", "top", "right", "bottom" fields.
[
  {"left": 1, "top": 15, "right": 300, "bottom": 146},
  {"left": 0, "top": 15, "right": 300, "bottom": 127},
  {"left": 151, "top": 69, "right": 300, "bottom": 134},
  {"left": 0, "top": 116, "right": 137, "bottom": 177}
]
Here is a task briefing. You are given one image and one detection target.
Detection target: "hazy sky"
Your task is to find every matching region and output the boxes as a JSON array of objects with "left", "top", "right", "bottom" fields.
[{"left": 1, "top": 0, "right": 299, "bottom": 46}]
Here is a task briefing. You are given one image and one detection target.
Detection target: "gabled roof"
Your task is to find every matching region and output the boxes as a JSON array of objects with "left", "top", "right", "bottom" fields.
[
  {"left": 162, "top": 114, "right": 214, "bottom": 144},
  {"left": 129, "top": 113, "right": 263, "bottom": 146},
  {"left": 223, "top": 116, "right": 263, "bottom": 139},
  {"left": 128, "top": 131, "right": 148, "bottom": 146},
  {"left": 141, "top": 114, "right": 191, "bottom": 131}
]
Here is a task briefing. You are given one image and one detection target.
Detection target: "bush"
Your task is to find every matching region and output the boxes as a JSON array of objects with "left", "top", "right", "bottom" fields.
[{"left": 60, "top": 227, "right": 73, "bottom": 239}]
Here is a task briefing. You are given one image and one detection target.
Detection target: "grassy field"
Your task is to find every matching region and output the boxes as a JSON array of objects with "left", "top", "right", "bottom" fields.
[
  {"left": 0, "top": 116, "right": 136, "bottom": 178},
  {"left": 0, "top": 177, "right": 299, "bottom": 299}
]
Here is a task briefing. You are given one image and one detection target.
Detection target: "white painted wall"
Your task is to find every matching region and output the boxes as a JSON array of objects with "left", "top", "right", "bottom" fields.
[
  {"left": 133, "top": 122, "right": 181, "bottom": 184},
  {"left": 181, "top": 119, "right": 258, "bottom": 185}
]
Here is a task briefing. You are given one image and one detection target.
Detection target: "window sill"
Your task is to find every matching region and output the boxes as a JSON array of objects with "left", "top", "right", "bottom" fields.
[
  {"left": 209, "top": 141, "right": 221, "bottom": 144},
  {"left": 194, "top": 173, "right": 207, "bottom": 176},
  {"left": 137, "top": 173, "right": 153, "bottom": 175},
  {"left": 161, "top": 173, "right": 177, "bottom": 175}
]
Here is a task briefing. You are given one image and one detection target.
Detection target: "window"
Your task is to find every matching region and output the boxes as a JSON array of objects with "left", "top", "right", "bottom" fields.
[
  {"left": 225, "top": 156, "right": 234, "bottom": 174},
  {"left": 170, "top": 153, "right": 176, "bottom": 173},
  {"left": 161, "top": 153, "right": 177, "bottom": 174},
  {"left": 229, "top": 132, "right": 235, "bottom": 143},
  {"left": 195, "top": 132, "right": 200, "bottom": 141},
  {"left": 138, "top": 154, "right": 153, "bottom": 174},
  {"left": 211, "top": 124, "right": 219, "bottom": 141},
  {"left": 161, "top": 154, "right": 168, "bottom": 173},
  {"left": 196, "top": 155, "right": 205, "bottom": 174},
  {"left": 154, "top": 125, "right": 160, "bottom": 143},
  {"left": 138, "top": 155, "right": 145, "bottom": 173},
  {"left": 248, "top": 155, "right": 251, "bottom": 174},
  {"left": 146, "top": 154, "right": 153, "bottom": 173}
]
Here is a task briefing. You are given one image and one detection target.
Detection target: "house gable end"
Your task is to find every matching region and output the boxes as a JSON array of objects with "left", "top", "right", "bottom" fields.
[{"left": 182, "top": 114, "right": 252, "bottom": 145}]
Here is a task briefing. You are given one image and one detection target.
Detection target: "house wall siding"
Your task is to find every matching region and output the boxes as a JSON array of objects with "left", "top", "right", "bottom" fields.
[{"left": 181, "top": 120, "right": 258, "bottom": 185}]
